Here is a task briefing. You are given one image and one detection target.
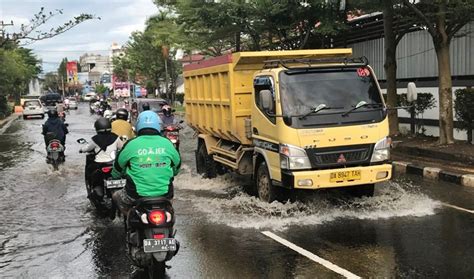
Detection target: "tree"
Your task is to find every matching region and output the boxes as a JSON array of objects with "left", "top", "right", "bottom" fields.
[
  {"left": 0, "top": 7, "right": 98, "bottom": 47},
  {"left": 57, "top": 58, "right": 68, "bottom": 95},
  {"left": 402, "top": 0, "right": 474, "bottom": 144},
  {"left": 43, "top": 72, "right": 60, "bottom": 92},
  {"left": 154, "top": 0, "right": 348, "bottom": 54}
]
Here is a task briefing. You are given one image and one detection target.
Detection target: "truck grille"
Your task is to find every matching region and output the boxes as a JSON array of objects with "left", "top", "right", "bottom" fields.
[{"left": 306, "top": 144, "right": 373, "bottom": 169}]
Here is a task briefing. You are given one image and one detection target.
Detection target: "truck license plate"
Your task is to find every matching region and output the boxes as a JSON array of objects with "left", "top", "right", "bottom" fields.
[
  {"left": 143, "top": 238, "right": 177, "bottom": 253},
  {"left": 330, "top": 170, "right": 361, "bottom": 182}
]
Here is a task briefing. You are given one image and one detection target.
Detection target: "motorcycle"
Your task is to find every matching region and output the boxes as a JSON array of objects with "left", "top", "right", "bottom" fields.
[
  {"left": 125, "top": 197, "right": 179, "bottom": 278},
  {"left": 162, "top": 120, "right": 184, "bottom": 152},
  {"left": 46, "top": 138, "right": 65, "bottom": 170},
  {"left": 77, "top": 138, "right": 126, "bottom": 218}
]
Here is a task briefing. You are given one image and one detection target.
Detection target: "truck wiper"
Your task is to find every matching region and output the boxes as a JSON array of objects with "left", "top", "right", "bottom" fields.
[
  {"left": 298, "top": 104, "right": 342, "bottom": 120},
  {"left": 341, "top": 101, "right": 384, "bottom": 117}
]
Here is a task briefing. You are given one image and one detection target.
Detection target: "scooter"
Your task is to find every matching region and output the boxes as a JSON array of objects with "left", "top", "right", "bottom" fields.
[
  {"left": 46, "top": 139, "right": 65, "bottom": 170},
  {"left": 77, "top": 138, "right": 126, "bottom": 218},
  {"left": 124, "top": 197, "right": 179, "bottom": 278},
  {"left": 162, "top": 120, "right": 184, "bottom": 152}
]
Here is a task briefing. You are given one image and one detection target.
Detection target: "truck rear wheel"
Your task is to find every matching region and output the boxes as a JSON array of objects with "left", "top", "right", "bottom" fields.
[
  {"left": 256, "top": 161, "right": 279, "bottom": 203},
  {"left": 196, "top": 142, "right": 217, "bottom": 179}
]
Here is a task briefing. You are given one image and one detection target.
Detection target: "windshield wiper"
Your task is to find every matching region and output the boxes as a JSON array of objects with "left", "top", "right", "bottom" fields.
[
  {"left": 341, "top": 101, "right": 384, "bottom": 117},
  {"left": 298, "top": 104, "right": 342, "bottom": 120}
]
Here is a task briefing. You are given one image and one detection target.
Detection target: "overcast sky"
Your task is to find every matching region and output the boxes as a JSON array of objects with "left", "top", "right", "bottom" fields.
[{"left": 1, "top": 0, "right": 159, "bottom": 73}]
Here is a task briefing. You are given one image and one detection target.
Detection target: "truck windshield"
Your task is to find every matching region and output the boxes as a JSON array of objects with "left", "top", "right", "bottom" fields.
[{"left": 279, "top": 68, "right": 385, "bottom": 128}]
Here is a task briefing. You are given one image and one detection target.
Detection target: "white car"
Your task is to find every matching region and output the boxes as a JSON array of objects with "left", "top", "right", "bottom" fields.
[
  {"left": 22, "top": 100, "right": 45, "bottom": 119},
  {"left": 83, "top": 92, "right": 97, "bottom": 101},
  {"left": 67, "top": 97, "right": 78, "bottom": 109}
]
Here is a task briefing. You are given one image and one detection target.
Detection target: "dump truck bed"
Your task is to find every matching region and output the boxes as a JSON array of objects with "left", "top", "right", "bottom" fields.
[{"left": 184, "top": 49, "right": 352, "bottom": 145}]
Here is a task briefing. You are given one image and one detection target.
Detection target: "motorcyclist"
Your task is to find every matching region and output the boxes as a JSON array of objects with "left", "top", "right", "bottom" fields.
[
  {"left": 64, "top": 97, "right": 70, "bottom": 111},
  {"left": 111, "top": 108, "right": 135, "bottom": 141},
  {"left": 160, "top": 105, "right": 175, "bottom": 126},
  {"left": 112, "top": 111, "right": 181, "bottom": 215},
  {"left": 42, "top": 109, "right": 68, "bottom": 159},
  {"left": 80, "top": 117, "right": 124, "bottom": 185},
  {"left": 142, "top": 102, "right": 150, "bottom": 111},
  {"left": 100, "top": 98, "right": 112, "bottom": 111}
]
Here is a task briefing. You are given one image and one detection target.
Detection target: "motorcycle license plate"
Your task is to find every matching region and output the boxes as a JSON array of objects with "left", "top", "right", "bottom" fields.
[
  {"left": 143, "top": 238, "right": 177, "bottom": 253},
  {"left": 104, "top": 179, "right": 126, "bottom": 189}
]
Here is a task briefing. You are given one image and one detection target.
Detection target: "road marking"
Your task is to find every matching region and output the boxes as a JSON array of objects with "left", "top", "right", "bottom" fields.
[
  {"left": 442, "top": 203, "right": 474, "bottom": 214},
  {"left": 261, "top": 231, "right": 360, "bottom": 279}
]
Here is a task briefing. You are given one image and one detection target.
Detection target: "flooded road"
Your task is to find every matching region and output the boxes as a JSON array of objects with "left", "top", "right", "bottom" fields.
[{"left": 1, "top": 103, "right": 473, "bottom": 278}]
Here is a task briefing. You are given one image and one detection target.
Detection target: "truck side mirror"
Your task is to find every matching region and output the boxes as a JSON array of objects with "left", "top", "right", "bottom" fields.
[
  {"left": 407, "top": 82, "right": 418, "bottom": 102},
  {"left": 260, "top": 89, "right": 273, "bottom": 112}
]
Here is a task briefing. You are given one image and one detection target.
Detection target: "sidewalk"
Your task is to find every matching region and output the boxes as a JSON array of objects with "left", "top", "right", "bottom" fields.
[
  {"left": 391, "top": 135, "right": 474, "bottom": 187},
  {"left": 0, "top": 113, "right": 20, "bottom": 132}
]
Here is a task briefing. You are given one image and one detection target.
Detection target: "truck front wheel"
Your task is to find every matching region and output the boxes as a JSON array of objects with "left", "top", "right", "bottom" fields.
[
  {"left": 196, "top": 142, "right": 217, "bottom": 179},
  {"left": 256, "top": 162, "right": 279, "bottom": 203}
]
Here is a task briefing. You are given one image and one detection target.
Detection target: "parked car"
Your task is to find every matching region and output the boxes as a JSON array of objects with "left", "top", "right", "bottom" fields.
[
  {"left": 22, "top": 100, "right": 45, "bottom": 120},
  {"left": 83, "top": 92, "right": 97, "bottom": 101},
  {"left": 67, "top": 97, "right": 78, "bottom": 109}
]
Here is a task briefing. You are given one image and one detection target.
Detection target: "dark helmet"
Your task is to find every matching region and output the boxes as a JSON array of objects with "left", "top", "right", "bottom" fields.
[
  {"left": 142, "top": 102, "right": 150, "bottom": 111},
  {"left": 162, "top": 105, "right": 172, "bottom": 117},
  {"left": 116, "top": 108, "right": 129, "bottom": 120},
  {"left": 47, "top": 109, "right": 58, "bottom": 118},
  {"left": 94, "top": 117, "right": 111, "bottom": 133}
]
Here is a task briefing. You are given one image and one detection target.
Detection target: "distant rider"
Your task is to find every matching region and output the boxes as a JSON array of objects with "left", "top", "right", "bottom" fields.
[
  {"left": 112, "top": 111, "right": 181, "bottom": 215},
  {"left": 42, "top": 110, "right": 68, "bottom": 158},
  {"left": 160, "top": 105, "right": 175, "bottom": 126},
  {"left": 142, "top": 102, "right": 150, "bottom": 111},
  {"left": 80, "top": 117, "right": 123, "bottom": 184},
  {"left": 111, "top": 108, "right": 135, "bottom": 141}
]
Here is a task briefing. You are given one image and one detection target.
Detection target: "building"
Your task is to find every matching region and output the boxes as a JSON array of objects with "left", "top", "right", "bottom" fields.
[{"left": 334, "top": 15, "right": 473, "bottom": 140}]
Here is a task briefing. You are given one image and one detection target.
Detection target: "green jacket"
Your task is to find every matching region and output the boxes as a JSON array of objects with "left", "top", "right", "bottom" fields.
[{"left": 112, "top": 134, "right": 181, "bottom": 198}]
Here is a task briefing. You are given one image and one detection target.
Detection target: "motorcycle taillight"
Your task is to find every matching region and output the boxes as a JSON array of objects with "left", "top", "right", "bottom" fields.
[
  {"left": 50, "top": 142, "right": 60, "bottom": 148},
  {"left": 101, "top": 166, "right": 112, "bottom": 173},
  {"left": 148, "top": 210, "right": 166, "bottom": 225},
  {"left": 153, "top": 233, "right": 165, "bottom": 239}
]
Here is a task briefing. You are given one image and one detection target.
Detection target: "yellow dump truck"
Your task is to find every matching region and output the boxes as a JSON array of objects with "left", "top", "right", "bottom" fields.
[{"left": 184, "top": 49, "right": 392, "bottom": 202}]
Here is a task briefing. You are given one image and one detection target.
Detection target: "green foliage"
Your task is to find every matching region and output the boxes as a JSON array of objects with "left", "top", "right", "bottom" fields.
[
  {"left": 0, "top": 47, "right": 41, "bottom": 109},
  {"left": 397, "top": 93, "right": 436, "bottom": 115},
  {"left": 43, "top": 72, "right": 60, "bottom": 92},
  {"left": 95, "top": 84, "right": 108, "bottom": 94},
  {"left": 155, "top": 0, "right": 348, "bottom": 54},
  {"left": 397, "top": 92, "right": 436, "bottom": 135},
  {"left": 454, "top": 88, "right": 474, "bottom": 142},
  {"left": 113, "top": 11, "right": 183, "bottom": 102}
]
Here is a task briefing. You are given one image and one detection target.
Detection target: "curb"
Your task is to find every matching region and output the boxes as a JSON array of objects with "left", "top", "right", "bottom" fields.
[
  {"left": 392, "top": 161, "right": 473, "bottom": 187},
  {"left": 394, "top": 145, "right": 474, "bottom": 165},
  {"left": 0, "top": 114, "right": 20, "bottom": 131}
]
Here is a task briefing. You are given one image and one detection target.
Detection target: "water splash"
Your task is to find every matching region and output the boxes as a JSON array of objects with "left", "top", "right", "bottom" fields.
[{"left": 175, "top": 171, "right": 441, "bottom": 231}]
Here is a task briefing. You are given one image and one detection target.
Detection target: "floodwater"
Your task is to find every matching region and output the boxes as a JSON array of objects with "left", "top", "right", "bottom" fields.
[{"left": 1, "top": 103, "right": 473, "bottom": 278}]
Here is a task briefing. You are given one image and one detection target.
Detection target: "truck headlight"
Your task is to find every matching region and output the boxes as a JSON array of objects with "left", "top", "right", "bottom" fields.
[
  {"left": 280, "top": 144, "right": 311, "bottom": 170},
  {"left": 371, "top": 137, "right": 391, "bottom": 163}
]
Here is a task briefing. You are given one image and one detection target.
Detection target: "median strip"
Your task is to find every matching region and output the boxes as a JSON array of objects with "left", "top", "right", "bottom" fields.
[{"left": 261, "top": 231, "right": 360, "bottom": 279}]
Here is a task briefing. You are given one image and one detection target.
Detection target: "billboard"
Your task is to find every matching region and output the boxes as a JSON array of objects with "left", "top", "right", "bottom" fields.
[
  {"left": 112, "top": 75, "right": 130, "bottom": 97},
  {"left": 66, "top": 61, "right": 78, "bottom": 84}
]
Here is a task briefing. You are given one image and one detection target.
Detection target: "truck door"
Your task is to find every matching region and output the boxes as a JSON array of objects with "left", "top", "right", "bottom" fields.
[{"left": 252, "top": 76, "right": 281, "bottom": 180}]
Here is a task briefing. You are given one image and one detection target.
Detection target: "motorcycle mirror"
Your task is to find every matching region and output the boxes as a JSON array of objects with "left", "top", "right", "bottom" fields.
[
  {"left": 64, "top": 123, "right": 69, "bottom": 127},
  {"left": 179, "top": 120, "right": 184, "bottom": 124},
  {"left": 172, "top": 109, "right": 176, "bottom": 112},
  {"left": 77, "top": 138, "right": 87, "bottom": 144}
]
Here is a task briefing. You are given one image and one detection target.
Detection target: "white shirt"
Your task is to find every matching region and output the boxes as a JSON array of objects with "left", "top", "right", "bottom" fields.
[{"left": 80, "top": 137, "right": 123, "bottom": 163}]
